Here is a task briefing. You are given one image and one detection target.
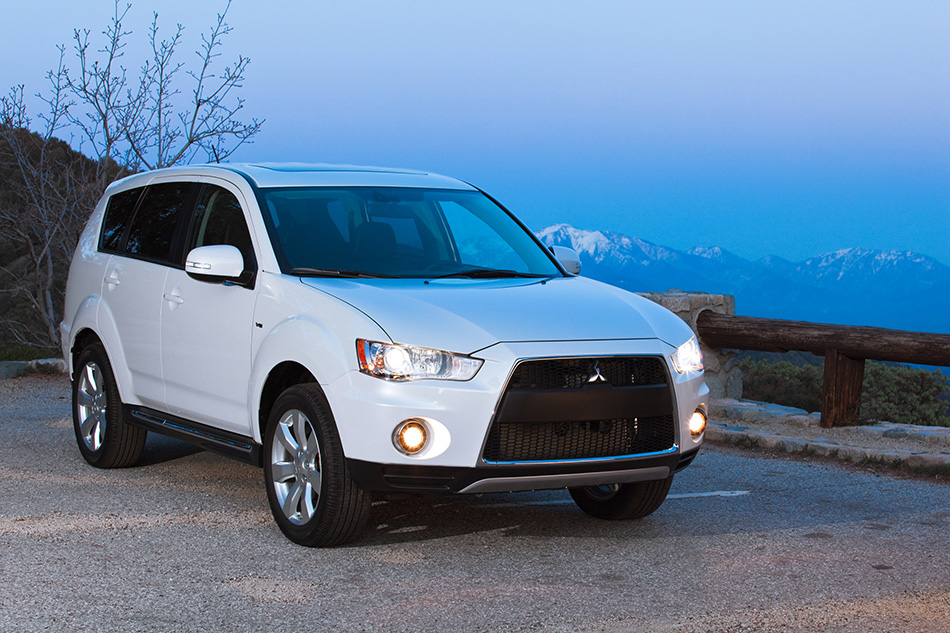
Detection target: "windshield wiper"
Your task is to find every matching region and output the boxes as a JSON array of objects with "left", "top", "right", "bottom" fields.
[
  {"left": 290, "top": 267, "right": 391, "bottom": 279},
  {"left": 432, "top": 268, "right": 549, "bottom": 279}
]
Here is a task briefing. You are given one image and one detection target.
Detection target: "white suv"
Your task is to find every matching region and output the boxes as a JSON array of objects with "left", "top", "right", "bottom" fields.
[{"left": 61, "top": 163, "right": 708, "bottom": 546}]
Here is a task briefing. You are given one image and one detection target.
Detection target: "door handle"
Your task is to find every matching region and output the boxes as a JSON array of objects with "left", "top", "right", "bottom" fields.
[
  {"left": 163, "top": 293, "right": 185, "bottom": 305},
  {"left": 105, "top": 273, "right": 120, "bottom": 286}
]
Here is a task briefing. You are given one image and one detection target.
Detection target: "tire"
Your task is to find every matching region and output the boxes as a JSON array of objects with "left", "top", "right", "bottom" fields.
[
  {"left": 569, "top": 476, "right": 674, "bottom": 520},
  {"left": 263, "top": 384, "right": 371, "bottom": 547},
  {"left": 72, "top": 343, "right": 147, "bottom": 468}
]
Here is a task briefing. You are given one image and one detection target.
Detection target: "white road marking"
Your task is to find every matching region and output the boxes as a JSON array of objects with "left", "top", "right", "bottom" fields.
[
  {"left": 668, "top": 490, "right": 750, "bottom": 499},
  {"left": 483, "top": 490, "right": 749, "bottom": 508}
]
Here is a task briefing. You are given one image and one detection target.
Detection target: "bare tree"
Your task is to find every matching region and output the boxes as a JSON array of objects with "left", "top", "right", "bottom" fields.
[
  {"left": 0, "top": 0, "right": 263, "bottom": 349},
  {"left": 69, "top": 0, "right": 262, "bottom": 175},
  {"left": 0, "top": 59, "right": 107, "bottom": 348}
]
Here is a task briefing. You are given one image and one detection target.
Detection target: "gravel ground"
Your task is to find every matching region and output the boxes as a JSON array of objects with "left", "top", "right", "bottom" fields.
[{"left": 1, "top": 375, "right": 948, "bottom": 632}]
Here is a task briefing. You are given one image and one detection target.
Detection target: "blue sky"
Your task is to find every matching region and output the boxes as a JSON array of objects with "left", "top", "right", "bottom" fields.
[{"left": 2, "top": 1, "right": 948, "bottom": 264}]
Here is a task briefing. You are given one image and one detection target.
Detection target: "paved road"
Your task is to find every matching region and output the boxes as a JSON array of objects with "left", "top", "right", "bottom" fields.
[{"left": 1, "top": 376, "right": 948, "bottom": 632}]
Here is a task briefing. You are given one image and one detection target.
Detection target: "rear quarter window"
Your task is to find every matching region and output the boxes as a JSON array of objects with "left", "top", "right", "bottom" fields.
[{"left": 99, "top": 187, "right": 144, "bottom": 253}]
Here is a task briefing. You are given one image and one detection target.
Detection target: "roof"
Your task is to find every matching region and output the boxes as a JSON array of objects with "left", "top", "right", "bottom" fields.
[{"left": 107, "top": 162, "right": 478, "bottom": 191}]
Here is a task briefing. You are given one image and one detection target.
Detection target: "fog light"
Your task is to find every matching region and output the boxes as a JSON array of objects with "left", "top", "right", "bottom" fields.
[
  {"left": 393, "top": 419, "right": 429, "bottom": 455},
  {"left": 689, "top": 408, "right": 707, "bottom": 437}
]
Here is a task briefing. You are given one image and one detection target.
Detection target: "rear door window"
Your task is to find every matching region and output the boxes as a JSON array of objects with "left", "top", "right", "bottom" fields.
[{"left": 124, "top": 182, "right": 195, "bottom": 265}]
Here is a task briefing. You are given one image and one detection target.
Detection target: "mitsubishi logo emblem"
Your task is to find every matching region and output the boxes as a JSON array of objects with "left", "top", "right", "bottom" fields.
[{"left": 587, "top": 361, "right": 608, "bottom": 384}]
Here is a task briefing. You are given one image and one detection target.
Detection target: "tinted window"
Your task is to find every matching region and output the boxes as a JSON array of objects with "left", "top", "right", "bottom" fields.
[
  {"left": 440, "top": 200, "right": 525, "bottom": 270},
  {"left": 367, "top": 203, "right": 424, "bottom": 254},
  {"left": 189, "top": 185, "right": 256, "bottom": 276},
  {"left": 326, "top": 199, "right": 351, "bottom": 241},
  {"left": 259, "top": 187, "right": 561, "bottom": 278},
  {"left": 262, "top": 190, "right": 354, "bottom": 271},
  {"left": 100, "top": 187, "right": 144, "bottom": 253},
  {"left": 125, "top": 182, "right": 193, "bottom": 263}
]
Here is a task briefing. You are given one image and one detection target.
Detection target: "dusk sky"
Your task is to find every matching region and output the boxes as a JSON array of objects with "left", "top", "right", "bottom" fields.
[{"left": 2, "top": 1, "right": 948, "bottom": 265}]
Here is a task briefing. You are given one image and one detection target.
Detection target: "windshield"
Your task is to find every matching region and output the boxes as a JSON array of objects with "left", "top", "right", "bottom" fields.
[{"left": 258, "top": 187, "right": 563, "bottom": 278}]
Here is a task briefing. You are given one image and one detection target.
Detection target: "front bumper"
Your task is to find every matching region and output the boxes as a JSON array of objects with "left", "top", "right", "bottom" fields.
[
  {"left": 348, "top": 447, "right": 700, "bottom": 494},
  {"left": 325, "top": 339, "right": 708, "bottom": 476}
]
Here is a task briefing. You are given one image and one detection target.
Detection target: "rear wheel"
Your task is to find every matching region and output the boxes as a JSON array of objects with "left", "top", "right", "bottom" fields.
[
  {"left": 72, "top": 343, "right": 146, "bottom": 468},
  {"left": 569, "top": 476, "right": 674, "bottom": 520},
  {"left": 263, "top": 384, "right": 370, "bottom": 547}
]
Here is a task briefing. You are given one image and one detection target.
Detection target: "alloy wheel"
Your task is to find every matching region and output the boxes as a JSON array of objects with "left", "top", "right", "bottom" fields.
[
  {"left": 75, "top": 361, "right": 108, "bottom": 451},
  {"left": 270, "top": 409, "right": 323, "bottom": 525}
]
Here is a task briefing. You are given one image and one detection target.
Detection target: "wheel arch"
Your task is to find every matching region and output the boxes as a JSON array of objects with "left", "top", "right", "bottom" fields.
[
  {"left": 70, "top": 328, "right": 104, "bottom": 378},
  {"left": 85, "top": 299, "right": 136, "bottom": 404},
  {"left": 258, "top": 361, "right": 318, "bottom": 447}
]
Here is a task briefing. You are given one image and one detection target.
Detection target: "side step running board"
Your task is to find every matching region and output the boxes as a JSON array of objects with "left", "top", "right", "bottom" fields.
[{"left": 125, "top": 406, "right": 261, "bottom": 466}]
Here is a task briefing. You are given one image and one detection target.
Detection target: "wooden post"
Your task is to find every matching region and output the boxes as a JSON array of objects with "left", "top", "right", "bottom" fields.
[{"left": 820, "top": 349, "right": 866, "bottom": 428}]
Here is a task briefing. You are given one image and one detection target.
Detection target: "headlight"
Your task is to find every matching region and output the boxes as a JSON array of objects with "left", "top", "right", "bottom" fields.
[
  {"left": 671, "top": 336, "right": 703, "bottom": 374},
  {"left": 356, "top": 339, "right": 483, "bottom": 381}
]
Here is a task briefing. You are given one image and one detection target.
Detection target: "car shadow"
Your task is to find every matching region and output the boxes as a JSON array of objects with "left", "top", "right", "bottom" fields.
[
  {"left": 343, "top": 490, "right": 676, "bottom": 547},
  {"left": 136, "top": 433, "right": 204, "bottom": 466}
]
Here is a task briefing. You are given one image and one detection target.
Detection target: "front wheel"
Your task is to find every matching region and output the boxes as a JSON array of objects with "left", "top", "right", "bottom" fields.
[
  {"left": 263, "top": 384, "right": 371, "bottom": 547},
  {"left": 569, "top": 476, "right": 674, "bottom": 520},
  {"left": 72, "top": 343, "right": 146, "bottom": 468}
]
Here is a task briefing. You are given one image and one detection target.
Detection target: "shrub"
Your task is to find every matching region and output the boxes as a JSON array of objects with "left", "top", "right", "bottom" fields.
[
  {"left": 861, "top": 363, "right": 949, "bottom": 427},
  {"left": 740, "top": 358, "right": 950, "bottom": 427},
  {"left": 0, "top": 344, "right": 60, "bottom": 362},
  {"left": 739, "top": 358, "right": 822, "bottom": 413}
]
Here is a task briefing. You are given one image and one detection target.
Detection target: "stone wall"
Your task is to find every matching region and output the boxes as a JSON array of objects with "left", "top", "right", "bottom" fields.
[{"left": 638, "top": 290, "right": 742, "bottom": 400}]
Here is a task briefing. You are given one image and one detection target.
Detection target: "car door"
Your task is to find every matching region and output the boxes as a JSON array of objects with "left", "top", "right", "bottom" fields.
[
  {"left": 100, "top": 182, "right": 193, "bottom": 409},
  {"left": 160, "top": 182, "right": 259, "bottom": 435}
]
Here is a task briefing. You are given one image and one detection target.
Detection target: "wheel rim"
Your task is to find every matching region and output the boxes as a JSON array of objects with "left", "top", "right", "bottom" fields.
[
  {"left": 76, "top": 361, "right": 108, "bottom": 451},
  {"left": 270, "top": 409, "right": 323, "bottom": 526},
  {"left": 584, "top": 484, "right": 620, "bottom": 500}
]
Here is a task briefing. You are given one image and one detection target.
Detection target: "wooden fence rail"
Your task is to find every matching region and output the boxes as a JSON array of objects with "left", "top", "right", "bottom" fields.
[{"left": 695, "top": 311, "right": 950, "bottom": 428}]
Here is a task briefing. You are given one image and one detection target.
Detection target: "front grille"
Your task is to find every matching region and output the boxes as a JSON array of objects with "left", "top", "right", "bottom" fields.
[
  {"left": 505, "top": 356, "right": 669, "bottom": 390},
  {"left": 483, "top": 415, "right": 675, "bottom": 462},
  {"left": 483, "top": 356, "right": 676, "bottom": 463}
]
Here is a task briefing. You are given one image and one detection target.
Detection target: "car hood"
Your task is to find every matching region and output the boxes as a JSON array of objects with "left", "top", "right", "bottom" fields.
[{"left": 301, "top": 275, "right": 692, "bottom": 355}]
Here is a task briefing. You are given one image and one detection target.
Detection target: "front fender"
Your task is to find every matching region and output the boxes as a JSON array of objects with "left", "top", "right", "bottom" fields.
[{"left": 248, "top": 312, "right": 388, "bottom": 444}]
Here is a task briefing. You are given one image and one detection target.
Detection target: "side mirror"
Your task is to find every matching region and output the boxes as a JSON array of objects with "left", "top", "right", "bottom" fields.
[
  {"left": 185, "top": 245, "right": 245, "bottom": 281},
  {"left": 550, "top": 245, "right": 581, "bottom": 275}
]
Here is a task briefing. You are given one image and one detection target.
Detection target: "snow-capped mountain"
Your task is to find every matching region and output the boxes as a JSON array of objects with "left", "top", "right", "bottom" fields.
[
  {"left": 536, "top": 224, "right": 682, "bottom": 266},
  {"left": 797, "top": 248, "right": 946, "bottom": 287},
  {"left": 537, "top": 224, "right": 950, "bottom": 334}
]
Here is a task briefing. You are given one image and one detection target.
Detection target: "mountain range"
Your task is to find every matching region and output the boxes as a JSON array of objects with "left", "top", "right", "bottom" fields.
[{"left": 537, "top": 224, "right": 950, "bottom": 334}]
